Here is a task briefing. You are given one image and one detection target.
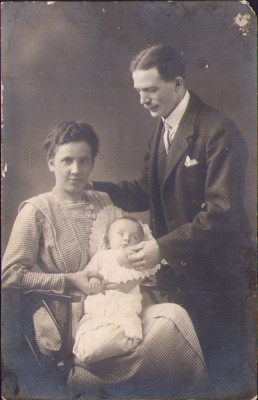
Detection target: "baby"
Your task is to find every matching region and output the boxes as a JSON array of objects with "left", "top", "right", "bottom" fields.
[{"left": 73, "top": 216, "right": 159, "bottom": 364}]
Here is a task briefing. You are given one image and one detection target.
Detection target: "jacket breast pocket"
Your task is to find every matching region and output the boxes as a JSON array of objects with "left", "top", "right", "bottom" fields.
[
  {"left": 184, "top": 159, "right": 206, "bottom": 175},
  {"left": 183, "top": 160, "right": 207, "bottom": 199}
]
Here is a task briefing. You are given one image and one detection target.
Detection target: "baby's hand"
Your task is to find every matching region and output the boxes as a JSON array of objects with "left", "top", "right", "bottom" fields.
[{"left": 89, "top": 277, "right": 103, "bottom": 294}]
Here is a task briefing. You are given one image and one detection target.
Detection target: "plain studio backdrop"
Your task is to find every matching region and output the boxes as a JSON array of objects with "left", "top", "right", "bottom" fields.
[{"left": 1, "top": 1, "right": 256, "bottom": 252}]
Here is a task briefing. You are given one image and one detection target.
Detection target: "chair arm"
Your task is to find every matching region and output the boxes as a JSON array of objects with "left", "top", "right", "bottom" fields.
[
  {"left": 21, "top": 291, "right": 82, "bottom": 365},
  {"left": 23, "top": 291, "right": 82, "bottom": 303}
]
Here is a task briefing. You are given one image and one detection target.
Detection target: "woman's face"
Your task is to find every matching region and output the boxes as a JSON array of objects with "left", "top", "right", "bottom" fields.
[{"left": 48, "top": 141, "right": 93, "bottom": 203}]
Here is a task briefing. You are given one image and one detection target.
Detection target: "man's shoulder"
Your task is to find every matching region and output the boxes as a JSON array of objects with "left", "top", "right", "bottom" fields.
[
  {"left": 190, "top": 91, "right": 238, "bottom": 127},
  {"left": 188, "top": 91, "right": 241, "bottom": 141}
]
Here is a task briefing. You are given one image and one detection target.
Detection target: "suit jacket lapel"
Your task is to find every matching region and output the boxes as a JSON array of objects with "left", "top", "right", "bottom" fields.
[{"left": 163, "top": 91, "right": 203, "bottom": 190}]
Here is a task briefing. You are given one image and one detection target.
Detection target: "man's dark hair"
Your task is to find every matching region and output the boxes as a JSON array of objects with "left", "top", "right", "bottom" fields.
[
  {"left": 43, "top": 121, "right": 99, "bottom": 162},
  {"left": 130, "top": 44, "right": 185, "bottom": 82}
]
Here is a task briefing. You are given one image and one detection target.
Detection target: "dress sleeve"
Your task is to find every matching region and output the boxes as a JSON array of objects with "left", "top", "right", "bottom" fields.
[{"left": 2, "top": 203, "right": 65, "bottom": 294}]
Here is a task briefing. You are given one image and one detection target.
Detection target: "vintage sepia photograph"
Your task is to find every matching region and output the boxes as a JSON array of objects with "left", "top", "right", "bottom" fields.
[{"left": 1, "top": 1, "right": 257, "bottom": 399}]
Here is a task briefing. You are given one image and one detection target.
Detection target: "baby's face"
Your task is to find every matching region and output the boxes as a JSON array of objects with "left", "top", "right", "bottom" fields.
[{"left": 108, "top": 219, "right": 144, "bottom": 249}]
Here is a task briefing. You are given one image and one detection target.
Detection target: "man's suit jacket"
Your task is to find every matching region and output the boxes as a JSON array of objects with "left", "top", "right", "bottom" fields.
[{"left": 94, "top": 91, "right": 254, "bottom": 295}]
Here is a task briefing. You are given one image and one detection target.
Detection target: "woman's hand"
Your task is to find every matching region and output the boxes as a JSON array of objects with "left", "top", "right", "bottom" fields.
[
  {"left": 89, "top": 277, "right": 103, "bottom": 294},
  {"left": 126, "top": 239, "right": 161, "bottom": 270},
  {"left": 65, "top": 270, "right": 104, "bottom": 294}
]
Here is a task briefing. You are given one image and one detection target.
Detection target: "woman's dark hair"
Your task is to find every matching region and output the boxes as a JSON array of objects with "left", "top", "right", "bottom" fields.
[
  {"left": 43, "top": 121, "right": 99, "bottom": 162},
  {"left": 130, "top": 44, "right": 185, "bottom": 82}
]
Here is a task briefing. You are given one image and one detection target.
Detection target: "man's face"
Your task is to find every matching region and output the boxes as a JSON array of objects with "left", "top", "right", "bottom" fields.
[{"left": 132, "top": 67, "right": 179, "bottom": 118}]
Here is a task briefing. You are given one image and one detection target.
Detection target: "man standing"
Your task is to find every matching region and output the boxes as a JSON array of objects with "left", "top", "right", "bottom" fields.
[{"left": 93, "top": 44, "right": 255, "bottom": 397}]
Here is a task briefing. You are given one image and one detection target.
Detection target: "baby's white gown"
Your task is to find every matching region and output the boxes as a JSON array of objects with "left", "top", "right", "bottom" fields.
[{"left": 73, "top": 215, "right": 160, "bottom": 364}]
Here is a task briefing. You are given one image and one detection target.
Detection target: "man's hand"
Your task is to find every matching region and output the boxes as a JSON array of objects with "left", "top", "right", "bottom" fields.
[
  {"left": 65, "top": 270, "right": 104, "bottom": 294},
  {"left": 126, "top": 239, "right": 161, "bottom": 270}
]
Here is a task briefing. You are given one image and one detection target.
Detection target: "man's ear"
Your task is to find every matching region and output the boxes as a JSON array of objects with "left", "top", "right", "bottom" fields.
[
  {"left": 104, "top": 234, "right": 110, "bottom": 249},
  {"left": 48, "top": 158, "right": 55, "bottom": 172},
  {"left": 175, "top": 76, "right": 184, "bottom": 89}
]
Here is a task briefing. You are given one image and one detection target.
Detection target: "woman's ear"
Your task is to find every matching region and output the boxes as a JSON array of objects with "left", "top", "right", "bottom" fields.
[
  {"left": 48, "top": 158, "right": 55, "bottom": 172},
  {"left": 104, "top": 234, "right": 110, "bottom": 249}
]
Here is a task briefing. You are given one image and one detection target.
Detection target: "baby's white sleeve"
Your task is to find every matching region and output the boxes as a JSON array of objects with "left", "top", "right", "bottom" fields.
[{"left": 85, "top": 253, "right": 100, "bottom": 273}]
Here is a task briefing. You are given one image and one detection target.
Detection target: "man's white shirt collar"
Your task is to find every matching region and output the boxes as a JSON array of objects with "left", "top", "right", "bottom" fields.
[{"left": 162, "top": 89, "right": 190, "bottom": 128}]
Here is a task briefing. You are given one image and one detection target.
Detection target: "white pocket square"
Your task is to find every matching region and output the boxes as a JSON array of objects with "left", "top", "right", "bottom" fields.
[{"left": 184, "top": 155, "right": 199, "bottom": 167}]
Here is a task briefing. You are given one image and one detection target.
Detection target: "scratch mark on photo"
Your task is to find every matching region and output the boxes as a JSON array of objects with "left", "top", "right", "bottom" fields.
[{"left": 7, "top": 11, "right": 18, "bottom": 51}]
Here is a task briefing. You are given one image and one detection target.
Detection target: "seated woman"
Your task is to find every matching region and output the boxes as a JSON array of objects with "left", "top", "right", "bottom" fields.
[{"left": 2, "top": 121, "right": 208, "bottom": 399}]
